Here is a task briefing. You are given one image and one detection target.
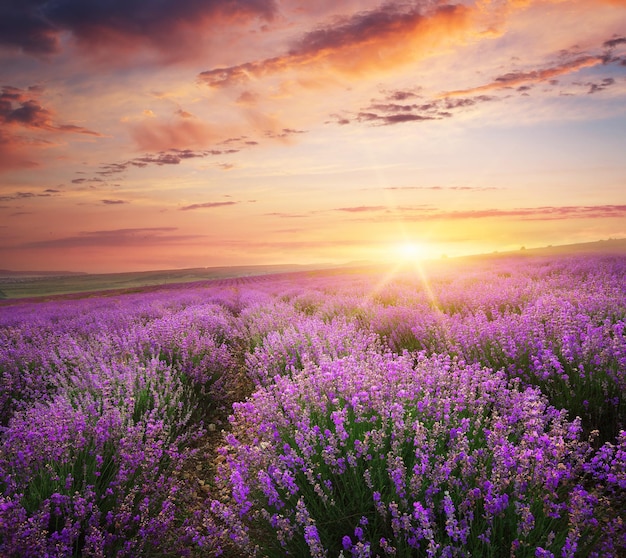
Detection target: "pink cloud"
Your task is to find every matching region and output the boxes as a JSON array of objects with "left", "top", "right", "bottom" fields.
[
  {"left": 180, "top": 201, "right": 238, "bottom": 211},
  {"left": 443, "top": 56, "right": 604, "bottom": 97},
  {"left": 0, "top": 85, "right": 101, "bottom": 136}
]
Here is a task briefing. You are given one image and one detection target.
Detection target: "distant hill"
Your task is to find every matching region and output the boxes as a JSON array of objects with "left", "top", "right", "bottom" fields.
[
  {"left": 0, "top": 269, "right": 87, "bottom": 278},
  {"left": 0, "top": 239, "right": 623, "bottom": 302},
  {"left": 469, "top": 238, "right": 626, "bottom": 260}
]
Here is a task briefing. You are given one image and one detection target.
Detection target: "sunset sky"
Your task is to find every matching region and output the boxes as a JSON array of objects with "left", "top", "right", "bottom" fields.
[{"left": 1, "top": 0, "right": 625, "bottom": 273}]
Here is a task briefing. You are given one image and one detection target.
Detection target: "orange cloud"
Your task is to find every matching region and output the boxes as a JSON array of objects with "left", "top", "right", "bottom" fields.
[
  {"left": 199, "top": 4, "right": 474, "bottom": 87},
  {"left": 0, "top": 85, "right": 102, "bottom": 172}
]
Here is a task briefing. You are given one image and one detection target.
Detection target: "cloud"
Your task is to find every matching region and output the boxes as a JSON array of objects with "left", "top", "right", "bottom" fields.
[
  {"left": 335, "top": 205, "right": 387, "bottom": 213},
  {"left": 382, "top": 186, "right": 500, "bottom": 191},
  {"left": 222, "top": 136, "right": 259, "bottom": 146},
  {"left": 0, "top": 85, "right": 101, "bottom": 135},
  {"left": 338, "top": 92, "right": 496, "bottom": 126},
  {"left": 585, "top": 77, "right": 616, "bottom": 94},
  {"left": 0, "top": 84, "right": 102, "bottom": 172},
  {"left": 20, "top": 227, "right": 203, "bottom": 249},
  {"left": 180, "top": 201, "right": 238, "bottom": 211},
  {"left": 444, "top": 56, "right": 605, "bottom": 97},
  {"left": 357, "top": 112, "right": 439, "bottom": 125},
  {"left": 0, "top": 0, "right": 277, "bottom": 58},
  {"left": 264, "top": 128, "right": 308, "bottom": 139},
  {"left": 0, "top": 190, "right": 59, "bottom": 202},
  {"left": 337, "top": 33, "right": 626, "bottom": 127},
  {"left": 386, "top": 89, "right": 421, "bottom": 101},
  {"left": 264, "top": 212, "right": 309, "bottom": 218},
  {"left": 343, "top": 204, "right": 626, "bottom": 223},
  {"left": 96, "top": 148, "right": 238, "bottom": 177},
  {"left": 199, "top": 3, "right": 472, "bottom": 87},
  {"left": 603, "top": 36, "right": 626, "bottom": 49},
  {"left": 100, "top": 199, "right": 127, "bottom": 205},
  {"left": 71, "top": 177, "right": 104, "bottom": 185},
  {"left": 0, "top": 192, "right": 34, "bottom": 202},
  {"left": 134, "top": 149, "right": 221, "bottom": 166}
]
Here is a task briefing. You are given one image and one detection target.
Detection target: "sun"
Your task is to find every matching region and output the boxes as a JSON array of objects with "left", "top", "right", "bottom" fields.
[{"left": 393, "top": 241, "right": 428, "bottom": 262}]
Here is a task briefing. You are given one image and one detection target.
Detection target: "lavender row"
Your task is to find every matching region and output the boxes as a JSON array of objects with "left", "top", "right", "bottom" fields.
[
  {"left": 0, "top": 291, "right": 241, "bottom": 556},
  {"left": 212, "top": 351, "right": 621, "bottom": 556}
]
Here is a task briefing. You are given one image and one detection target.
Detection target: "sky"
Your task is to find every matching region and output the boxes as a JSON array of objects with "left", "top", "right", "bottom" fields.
[{"left": 1, "top": 0, "right": 625, "bottom": 273}]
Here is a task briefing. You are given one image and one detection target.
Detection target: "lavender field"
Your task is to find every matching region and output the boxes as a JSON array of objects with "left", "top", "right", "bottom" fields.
[{"left": 1, "top": 254, "right": 625, "bottom": 557}]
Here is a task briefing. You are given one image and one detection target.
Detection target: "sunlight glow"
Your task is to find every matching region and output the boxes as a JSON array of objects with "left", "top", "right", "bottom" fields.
[{"left": 394, "top": 241, "right": 428, "bottom": 262}]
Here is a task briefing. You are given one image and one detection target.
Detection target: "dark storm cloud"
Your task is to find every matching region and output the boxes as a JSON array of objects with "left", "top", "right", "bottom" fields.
[
  {"left": 0, "top": 1, "right": 59, "bottom": 55},
  {"left": 0, "top": 0, "right": 277, "bottom": 56}
]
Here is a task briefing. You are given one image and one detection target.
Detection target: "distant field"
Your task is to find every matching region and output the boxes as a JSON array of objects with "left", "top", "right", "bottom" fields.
[
  {"left": 0, "top": 263, "right": 336, "bottom": 301},
  {"left": 1, "top": 238, "right": 624, "bottom": 302}
]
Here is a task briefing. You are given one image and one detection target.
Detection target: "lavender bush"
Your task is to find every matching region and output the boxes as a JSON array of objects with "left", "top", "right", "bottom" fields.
[
  {"left": 0, "top": 357, "right": 200, "bottom": 556},
  {"left": 244, "top": 316, "right": 381, "bottom": 386},
  {"left": 0, "top": 291, "right": 237, "bottom": 556},
  {"left": 212, "top": 352, "right": 607, "bottom": 557}
]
